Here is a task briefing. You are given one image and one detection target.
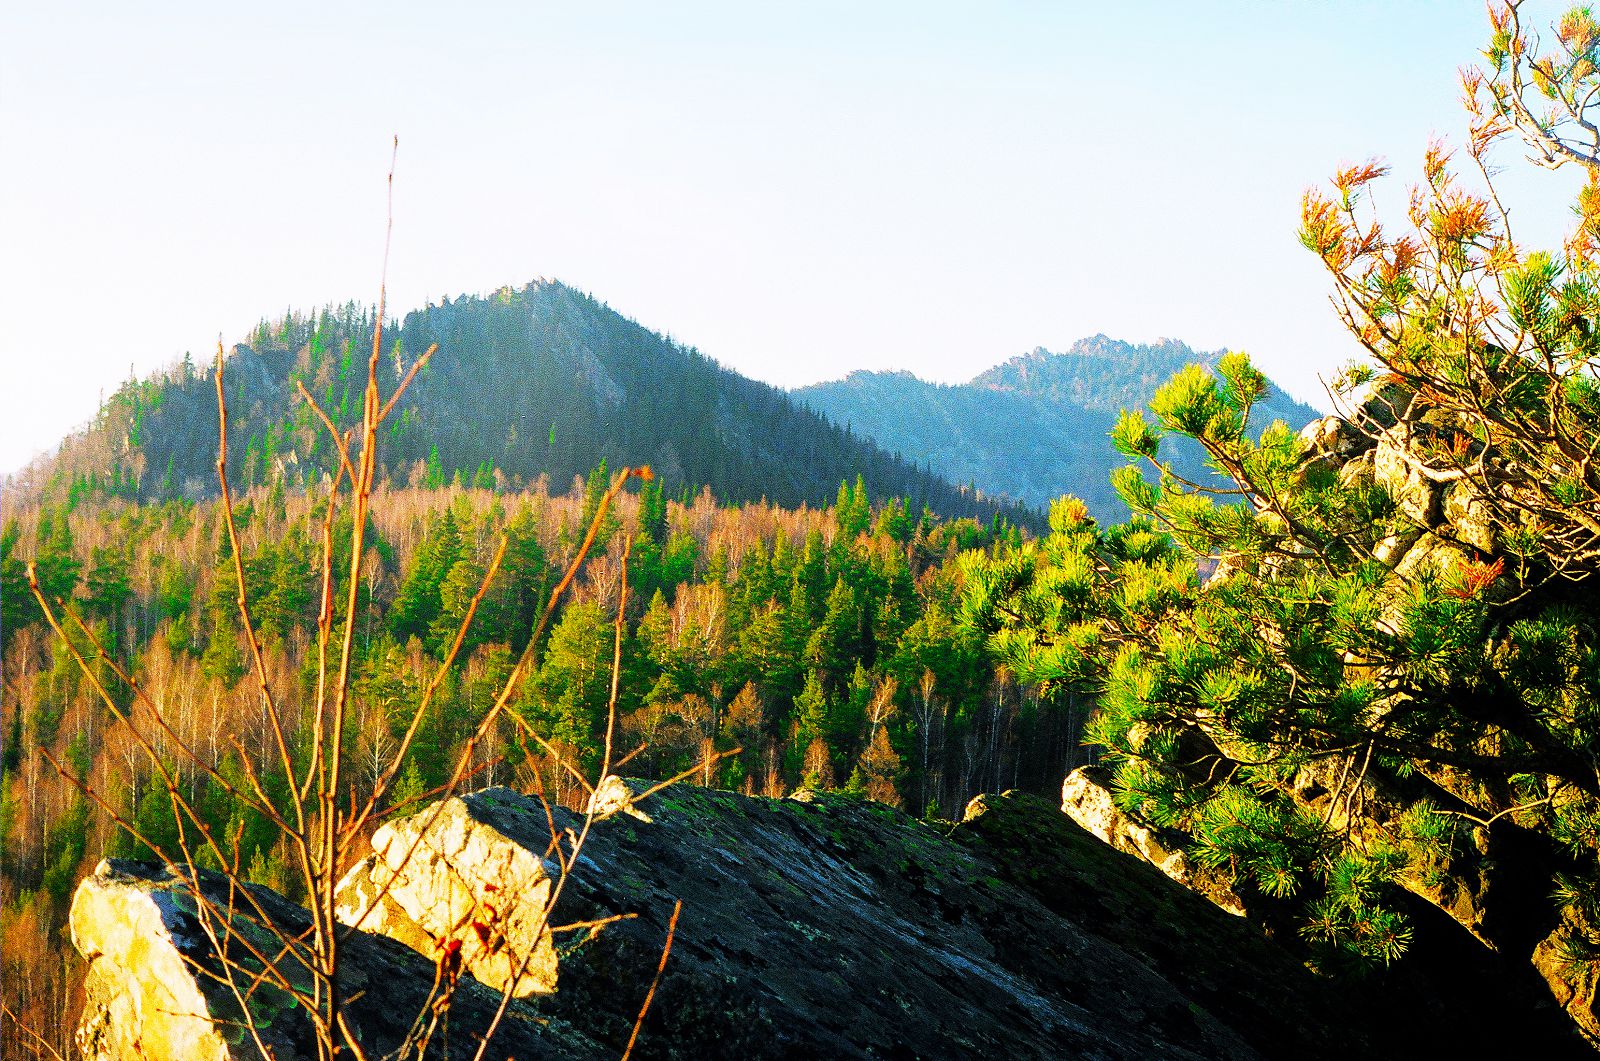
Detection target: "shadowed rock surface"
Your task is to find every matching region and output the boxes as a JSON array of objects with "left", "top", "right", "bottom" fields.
[
  {"left": 72, "top": 782, "right": 1589, "bottom": 1059},
  {"left": 1060, "top": 765, "right": 1247, "bottom": 917}
]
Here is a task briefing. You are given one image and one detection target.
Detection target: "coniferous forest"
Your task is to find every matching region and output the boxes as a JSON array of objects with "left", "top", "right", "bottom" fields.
[{"left": 0, "top": 460, "right": 1075, "bottom": 1055}]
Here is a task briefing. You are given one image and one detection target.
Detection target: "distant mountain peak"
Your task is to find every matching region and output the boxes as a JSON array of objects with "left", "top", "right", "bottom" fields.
[
  {"left": 840, "top": 368, "right": 920, "bottom": 384},
  {"left": 969, "top": 336, "right": 1228, "bottom": 408},
  {"left": 796, "top": 334, "right": 1319, "bottom": 521}
]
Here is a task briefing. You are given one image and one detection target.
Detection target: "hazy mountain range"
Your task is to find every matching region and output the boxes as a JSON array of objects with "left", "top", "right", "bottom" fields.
[{"left": 795, "top": 336, "right": 1321, "bottom": 522}]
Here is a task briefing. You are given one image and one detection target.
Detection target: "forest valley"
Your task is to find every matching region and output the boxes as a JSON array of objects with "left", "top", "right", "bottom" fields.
[
  {"left": 12, "top": 2, "right": 1600, "bottom": 1055},
  {"left": 0, "top": 467, "right": 1076, "bottom": 1055}
]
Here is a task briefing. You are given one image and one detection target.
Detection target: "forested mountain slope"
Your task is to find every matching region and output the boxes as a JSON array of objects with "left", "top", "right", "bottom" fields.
[
  {"left": 796, "top": 336, "right": 1320, "bottom": 520},
  {"left": 14, "top": 280, "right": 1029, "bottom": 526}
]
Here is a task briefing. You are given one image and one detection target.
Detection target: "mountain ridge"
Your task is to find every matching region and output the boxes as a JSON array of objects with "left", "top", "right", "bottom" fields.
[
  {"left": 11, "top": 280, "right": 1033, "bottom": 527},
  {"left": 795, "top": 336, "right": 1321, "bottom": 521}
]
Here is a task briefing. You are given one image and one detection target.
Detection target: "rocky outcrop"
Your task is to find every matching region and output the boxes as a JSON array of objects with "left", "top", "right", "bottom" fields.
[
  {"left": 71, "top": 863, "right": 232, "bottom": 1061},
  {"left": 1295, "top": 380, "right": 1524, "bottom": 574},
  {"left": 1537, "top": 905, "right": 1600, "bottom": 1042},
  {"left": 70, "top": 859, "right": 606, "bottom": 1061},
  {"left": 72, "top": 782, "right": 1589, "bottom": 1060}
]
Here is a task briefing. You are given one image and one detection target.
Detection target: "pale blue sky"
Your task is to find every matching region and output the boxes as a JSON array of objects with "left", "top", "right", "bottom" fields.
[{"left": 1, "top": 2, "right": 1581, "bottom": 474}]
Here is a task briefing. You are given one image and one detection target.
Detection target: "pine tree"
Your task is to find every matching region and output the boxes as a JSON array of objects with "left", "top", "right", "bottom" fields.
[
  {"left": 793, "top": 670, "right": 831, "bottom": 757},
  {"left": 964, "top": 3, "right": 1600, "bottom": 986},
  {"left": 431, "top": 557, "right": 490, "bottom": 654},
  {"left": 84, "top": 547, "right": 131, "bottom": 646},
  {"left": 32, "top": 507, "right": 79, "bottom": 605},
  {"left": 424, "top": 445, "right": 445, "bottom": 490},
  {"left": 527, "top": 602, "right": 615, "bottom": 761},
  {"left": 579, "top": 461, "right": 619, "bottom": 550},
  {"left": 497, "top": 503, "right": 550, "bottom": 651}
]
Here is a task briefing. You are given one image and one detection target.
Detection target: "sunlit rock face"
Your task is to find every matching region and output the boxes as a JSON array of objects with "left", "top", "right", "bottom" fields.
[
  {"left": 336, "top": 791, "right": 561, "bottom": 998},
  {"left": 71, "top": 861, "right": 232, "bottom": 1061}
]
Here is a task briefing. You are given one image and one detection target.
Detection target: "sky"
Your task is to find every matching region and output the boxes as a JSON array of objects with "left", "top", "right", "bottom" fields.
[{"left": 1, "top": 1, "right": 1585, "bottom": 476}]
